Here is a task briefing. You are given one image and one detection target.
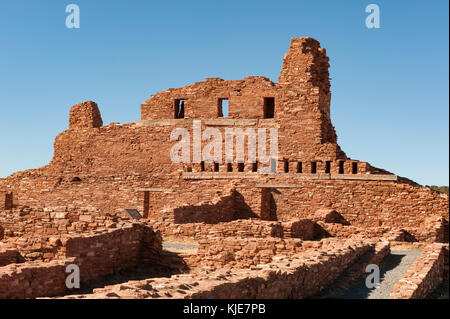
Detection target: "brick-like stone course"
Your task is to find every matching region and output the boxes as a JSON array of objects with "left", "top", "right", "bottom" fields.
[
  {"left": 0, "top": 258, "right": 76, "bottom": 299},
  {"left": 152, "top": 218, "right": 283, "bottom": 239},
  {"left": 0, "top": 223, "right": 162, "bottom": 298},
  {"left": 185, "top": 237, "right": 305, "bottom": 269}
]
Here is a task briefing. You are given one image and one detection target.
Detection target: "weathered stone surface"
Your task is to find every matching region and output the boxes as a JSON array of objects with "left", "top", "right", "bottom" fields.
[
  {"left": 69, "top": 101, "right": 103, "bottom": 130},
  {"left": 390, "top": 243, "right": 448, "bottom": 299},
  {"left": 0, "top": 37, "right": 447, "bottom": 299}
]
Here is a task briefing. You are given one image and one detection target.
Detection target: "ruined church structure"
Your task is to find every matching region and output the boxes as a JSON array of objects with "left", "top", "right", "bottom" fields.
[{"left": 0, "top": 37, "right": 448, "bottom": 299}]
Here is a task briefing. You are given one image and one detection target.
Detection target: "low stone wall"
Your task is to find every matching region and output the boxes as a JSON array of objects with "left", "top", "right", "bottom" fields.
[
  {"left": 0, "top": 206, "right": 129, "bottom": 261},
  {"left": 417, "top": 216, "right": 448, "bottom": 243},
  {"left": 57, "top": 223, "right": 162, "bottom": 281},
  {"left": 327, "top": 241, "right": 390, "bottom": 291},
  {"left": 0, "top": 223, "right": 162, "bottom": 298},
  {"left": 151, "top": 219, "right": 284, "bottom": 239},
  {"left": 390, "top": 243, "right": 447, "bottom": 299},
  {"left": 316, "top": 222, "right": 418, "bottom": 242},
  {"left": 61, "top": 239, "right": 373, "bottom": 299},
  {"left": 184, "top": 237, "right": 305, "bottom": 269},
  {"left": 0, "top": 206, "right": 118, "bottom": 238},
  {"left": 0, "top": 258, "right": 76, "bottom": 299}
]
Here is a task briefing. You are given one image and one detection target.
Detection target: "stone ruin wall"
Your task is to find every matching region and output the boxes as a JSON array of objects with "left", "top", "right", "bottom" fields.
[
  {"left": 141, "top": 37, "right": 344, "bottom": 161},
  {"left": 60, "top": 238, "right": 380, "bottom": 299},
  {"left": 1, "top": 171, "right": 447, "bottom": 238},
  {"left": 390, "top": 243, "right": 448, "bottom": 299},
  {"left": 1, "top": 37, "right": 447, "bottom": 232},
  {"left": 0, "top": 37, "right": 448, "bottom": 299},
  {"left": 0, "top": 222, "right": 162, "bottom": 299}
]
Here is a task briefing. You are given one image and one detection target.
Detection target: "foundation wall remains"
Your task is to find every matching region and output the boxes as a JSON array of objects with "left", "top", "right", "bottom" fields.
[
  {"left": 185, "top": 237, "right": 306, "bottom": 269},
  {"left": 0, "top": 223, "right": 162, "bottom": 298},
  {"left": 0, "top": 36, "right": 447, "bottom": 300},
  {"left": 390, "top": 243, "right": 448, "bottom": 299},
  {"left": 61, "top": 239, "right": 374, "bottom": 299},
  {"left": 152, "top": 218, "right": 284, "bottom": 239},
  {"left": 0, "top": 258, "right": 76, "bottom": 299},
  {"left": 57, "top": 223, "right": 162, "bottom": 281}
]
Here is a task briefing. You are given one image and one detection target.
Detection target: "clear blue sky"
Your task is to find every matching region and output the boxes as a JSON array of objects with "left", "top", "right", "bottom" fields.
[{"left": 0, "top": 0, "right": 448, "bottom": 186}]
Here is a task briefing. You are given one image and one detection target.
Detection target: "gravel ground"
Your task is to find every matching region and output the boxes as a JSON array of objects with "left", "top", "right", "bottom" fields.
[
  {"left": 337, "top": 249, "right": 423, "bottom": 299},
  {"left": 163, "top": 241, "right": 198, "bottom": 254}
]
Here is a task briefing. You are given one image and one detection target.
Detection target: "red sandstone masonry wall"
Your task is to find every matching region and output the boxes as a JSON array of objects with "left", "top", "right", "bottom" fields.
[
  {"left": 329, "top": 242, "right": 390, "bottom": 290},
  {"left": 0, "top": 206, "right": 118, "bottom": 238},
  {"left": 390, "top": 243, "right": 447, "bottom": 299},
  {"left": 141, "top": 77, "right": 279, "bottom": 120},
  {"left": 152, "top": 219, "right": 283, "bottom": 239},
  {"left": 57, "top": 223, "right": 162, "bottom": 281},
  {"left": 0, "top": 206, "right": 122, "bottom": 261},
  {"left": 0, "top": 36, "right": 447, "bottom": 243},
  {"left": 140, "top": 38, "right": 345, "bottom": 161},
  {"left": 0, "top": 223, "right": 162, "bottom": 298},
  {"left": 173, "top": 189, "right": 235, "bottom": 224},
  {"left": 69, "top": 101, "right": 103, "bottom": 130},
  {"left": 2, "top": 174, "right": 447, "bottom": 238},
  {"left": 62, "top": 239, "right": 374, "bottom": 299},
  {"left": 0, "top": 258, "right": 76, "bottom": 299},
  {"left": 185, "top": 237, "right": 306, "bottom": 269},
  {"left": 179, "top": 241, "right": 372, "bottom": 299},
  {"left": 261, "top": 179, "right": 449, "bottom": 230}
]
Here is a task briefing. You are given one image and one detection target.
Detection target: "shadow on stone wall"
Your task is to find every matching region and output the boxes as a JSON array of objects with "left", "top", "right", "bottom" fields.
[{"left": 174, "top": 189, "right": 259, "bottom": 224}]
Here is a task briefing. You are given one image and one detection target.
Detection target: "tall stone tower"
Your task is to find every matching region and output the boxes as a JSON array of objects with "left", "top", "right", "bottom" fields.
[{"left": 277, "top": 37, "right": 344, "bottom": 161}]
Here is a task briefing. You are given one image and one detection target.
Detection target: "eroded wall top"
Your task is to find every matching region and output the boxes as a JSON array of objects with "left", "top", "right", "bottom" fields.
[{"left": 69, "top": 101, "right": 103, "bottom": 130}]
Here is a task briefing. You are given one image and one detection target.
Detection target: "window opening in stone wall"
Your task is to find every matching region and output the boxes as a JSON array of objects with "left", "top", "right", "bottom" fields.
[
  {"left": 214, "top": 162, "right": 219, "bottom": 172},
  {"left": 352, "top": 162, "right": 358, "bottom": 174},
  {"left": 238, "top": 162, "right": 244, "bottom": 172},
  {"left": 174, "top": 99, "right": 185, "bottom": 119},
  {"left": 227, "top": 162, "right": 233, "bottom": 172},
  {"left": 311, "top": 161, "right": 317, "bottom": 174},
  {"left": 297, "top": 161, "right": 303, "bottom": 173},
  {"left": 338, "top": 161, "right": 344, "bottom": 174},
  {"left": 283, "top": 159, "right": 289, "bottom": 173},
  {"left": 218, "top": 98, "right": 229, "bottom": 117},
  {"left": 263, "top": 97, "right": 275, "bottom": 118},
  {"left": 252, "top": 161, "right": 258, "bottom": 172},
  {"left": 200, "top": 161, "right": 205, "bottom": 172},
  {"left": 325, "top": 161, "right": 331, "bottom": 174}
]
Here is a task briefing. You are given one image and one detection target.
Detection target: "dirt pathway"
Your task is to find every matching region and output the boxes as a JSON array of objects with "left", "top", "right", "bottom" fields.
[{"left": 336, "top": 249, "right": 423, "bottom": 299}]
